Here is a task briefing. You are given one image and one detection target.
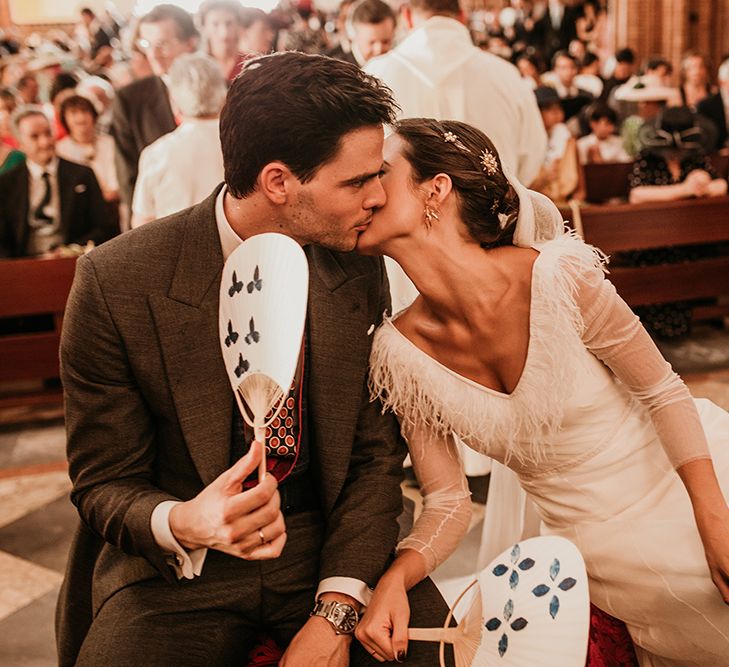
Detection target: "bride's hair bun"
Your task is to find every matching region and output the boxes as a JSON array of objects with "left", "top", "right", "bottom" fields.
[{"left": 394, "top": 118, "right": 520, "bottom": 248}]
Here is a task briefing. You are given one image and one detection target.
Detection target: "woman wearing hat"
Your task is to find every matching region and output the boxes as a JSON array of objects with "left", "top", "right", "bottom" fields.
[{"left": 624, "top": 106, "right": 726, "bottom": 338}]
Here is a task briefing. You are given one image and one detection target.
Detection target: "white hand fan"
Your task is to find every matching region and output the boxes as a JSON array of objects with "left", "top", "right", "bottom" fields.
[
  {"left": 219, "top": 233, "right": 308, "bottom": 481},
  {"left": 408, "top": 536, "right": 589, "bottom": 667}
]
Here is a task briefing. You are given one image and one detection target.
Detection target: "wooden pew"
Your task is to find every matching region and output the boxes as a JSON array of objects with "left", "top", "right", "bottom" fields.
[
  {"left": 582, "top": 153, "right": 729, "bottom": 204},
  {"left": 582, "top": 162, "right": 633, "bottom": 203},
  {"left": 0, "top": 256, "right": 77, "bottom": 410},
  {"left": 563, "top": 195, "right": 729, "bottom": 317}
]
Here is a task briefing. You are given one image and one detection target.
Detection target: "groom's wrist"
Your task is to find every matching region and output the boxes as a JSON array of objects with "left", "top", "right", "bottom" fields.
[{"left": 318, "top": 591, "right": 362, "bottom": 614}]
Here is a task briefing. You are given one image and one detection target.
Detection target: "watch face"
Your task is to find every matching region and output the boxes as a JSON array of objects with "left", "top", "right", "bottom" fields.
[{"left": 332, "top": 605, "right": 358, "bottom": 634}]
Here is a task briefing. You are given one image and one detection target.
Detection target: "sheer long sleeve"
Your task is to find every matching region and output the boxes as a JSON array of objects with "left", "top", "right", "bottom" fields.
[
  {"left": 573, "top": 258, "right": 711, "bottom": 469},
  {"left": 397, "top": 422, "right": 473, "bottom": 575}
]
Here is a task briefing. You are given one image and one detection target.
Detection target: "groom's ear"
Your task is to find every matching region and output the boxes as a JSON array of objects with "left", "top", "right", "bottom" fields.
[
  {"left": 258, "top": 162, "right": 295, "bottom": 205},
  {"left": 429, "top": 173, "right": 453, "bottom": 205}
]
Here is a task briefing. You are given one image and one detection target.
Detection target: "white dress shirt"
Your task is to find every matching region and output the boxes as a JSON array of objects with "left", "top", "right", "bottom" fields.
[
  {"left": 26, "top": 157, "right": 62, "bottom": 256},
  {"left": 577, "top": 133, "right": 631, "bottom": 164},
  {"left": 132, "top": 118, "right": 224, "bottom": 224},
  {"left": 365, "top": 17, "right": 547, "bottom": 187},
  {"left": 151, "top": 186, "right": 372, "bottom": 605}
]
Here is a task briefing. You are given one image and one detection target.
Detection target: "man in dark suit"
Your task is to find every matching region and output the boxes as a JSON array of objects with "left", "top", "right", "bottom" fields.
[
  {"left": 58, "top": 51, "right": 452, "bottom": 667},
  {"left": 111, "top": 4, "right": 198, "bottom": 207},
  {"left": 0, "top": 107, "right": 114, "bottom": 258},
  {"left": 697, "top": 57, "right": 729, "bottom": 152},
  {"left": 532, "top": 0, "right": 578, "bottom": 65}
]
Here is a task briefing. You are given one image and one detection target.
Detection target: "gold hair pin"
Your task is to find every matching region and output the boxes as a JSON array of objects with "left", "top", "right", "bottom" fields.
[
  {"left": 443, "top": 131, "right": 471, "bottom": 153},
  {"left": 480, "top": 150, "right": 498, "bottom": 176}
]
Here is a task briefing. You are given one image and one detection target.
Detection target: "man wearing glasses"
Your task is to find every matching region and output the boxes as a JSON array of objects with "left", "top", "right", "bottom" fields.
[{"left": 111, "top": 3, "right": 198, "bottom": 210}]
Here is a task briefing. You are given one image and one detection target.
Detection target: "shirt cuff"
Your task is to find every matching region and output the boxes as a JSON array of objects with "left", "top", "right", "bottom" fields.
[
  {"left": 316, "top": 577, "right": 373, "bottom": 607},
  {"left": 150, "top": 500, "right": 207, "bottom": 579}
]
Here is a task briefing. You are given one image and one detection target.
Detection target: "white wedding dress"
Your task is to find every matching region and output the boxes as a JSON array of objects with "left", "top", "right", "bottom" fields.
[{"left": 369, "top": 233, "right": 729, "bottom": 667}]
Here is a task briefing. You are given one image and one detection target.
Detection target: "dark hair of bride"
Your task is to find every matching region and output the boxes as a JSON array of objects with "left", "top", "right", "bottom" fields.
[{"left": 394, "top": 118, "right": 519, "bottom": 248}]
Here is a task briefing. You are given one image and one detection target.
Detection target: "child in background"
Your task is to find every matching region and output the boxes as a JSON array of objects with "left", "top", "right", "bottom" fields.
[
  {"left": 530, "top": 85, "right": 584, "bottom": 203},
  {"left": 577, "top": 102, "right": 631, "bottom": 164}
]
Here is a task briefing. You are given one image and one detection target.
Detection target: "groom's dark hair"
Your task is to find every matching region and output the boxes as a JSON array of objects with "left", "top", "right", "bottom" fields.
[{"left": 220, "top": 51, "right": 398, "bottom": 198}]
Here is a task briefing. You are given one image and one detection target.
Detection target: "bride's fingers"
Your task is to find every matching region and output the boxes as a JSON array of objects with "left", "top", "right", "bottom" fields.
[
  {"left": 390, "top": 606, "right": 410, "bottom": 662},
  {"left": 356, "top": 620, "right": 394, "bottom": 662}
]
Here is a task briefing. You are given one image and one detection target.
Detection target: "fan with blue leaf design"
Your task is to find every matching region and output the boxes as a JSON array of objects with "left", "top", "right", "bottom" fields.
[{"left": 407, "top": 536, "right": 589, "bottom": 666}]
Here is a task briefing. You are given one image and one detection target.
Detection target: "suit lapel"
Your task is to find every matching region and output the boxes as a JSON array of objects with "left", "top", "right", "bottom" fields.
[
  {"left": 13, "top": 164, "right": 30, "bottom": 255},
  {"left": 306, "top": 246, "right": 373, "bottom": 512},
  {"left": 149, "top": 187, "right": 233, "bottom": 486},
  {"left": 57, "top": 159, "right": 74, "bottom": 242}
]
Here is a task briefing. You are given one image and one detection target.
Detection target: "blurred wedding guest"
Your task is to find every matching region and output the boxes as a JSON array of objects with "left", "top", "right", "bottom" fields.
[
  {"left": 574, "top": 51, "right": 603, "bottom": 98},
  {"left": 76, "top": 7, "right": 113, "bottom": 68},
  {"left": 131, "top": 54, "right": 225, "bottom": 227},
  {"left": 577, "top": 102, "right": 630, "bottom": 164},
  {"left": 328, "top": 0, "right": 395, "bottom": 66},
  {"left": 697, "top": 58, "right": 729, "bottom": 151},
  {"left": 0, "top": 139, "right": 23, "bottom": 175},
  {"left": 541, "top": 50, "right": 592, "bottom": 119},
  {"left": 238, "top": 7, "right": 275, "bottom": 57},
  {"left": 680, "top": 51, "right": 713, "bottom": 110},
  {"left": 111, "top": 4, "right": 198, "bottom": 209},
  {"left": 616, "top": 78, "right": 678, "bottom": 157},
  {"left": 0, "top": 87, "right": 18, "bottom": 146},
  {"left": 366, "top": 0, "right": 546, "bottom": 187},
  {"left": 644, "top": 56, "right": 673, "bottom": 86},
  {"left": 629, "top": 106, "right": 725, "bottom": 204},
  {"left": 48, "top": 71, "right": 79, "bottom": 139},
  {"left": 329, "top": 0, "right": 356, "bottom": 54},
  {"left": 627, "top": 106, "right": 725, "bottom": 338},
  {"left": 532, "top": 0, "right": 579, "bottom": 64},
  {"left": 16, "top": 73, "right": 40, "bottom": 105},
  {"left": 0, "top": 107, "right": 113, "bottom": 258},
  {"left": 601, "top": 47, "right": 636, "bottom": 101},
  {"left": 531, "top": 85, "right": 582, "bottom": 204},
  {"left": 515, "top": 51, "right": 544, "bottom": 89},
  {"left": 200, "top": 0, "right": 246, "bottom": 83},
  {"left": 76, "top": 75, "right": 115, "bottom": 134},
  {"left": 56, "top": 95, "right": 119, "bottom": 203}
]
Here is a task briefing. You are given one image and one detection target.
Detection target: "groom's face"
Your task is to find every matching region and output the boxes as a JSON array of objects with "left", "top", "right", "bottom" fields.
[{"left": 285, "top": 125, "right": 387, "bottom": 252}]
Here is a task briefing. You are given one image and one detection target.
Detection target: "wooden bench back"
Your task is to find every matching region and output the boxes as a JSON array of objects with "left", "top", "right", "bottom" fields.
[
  {"left": 0, "top": 256, "right": 77, "bottom": 384},
  {"left": 583, "top": 162, "right": 633, "bottom": 203},
  {"left": 563, "top": 195, "right": 729, "bottom": 308}
]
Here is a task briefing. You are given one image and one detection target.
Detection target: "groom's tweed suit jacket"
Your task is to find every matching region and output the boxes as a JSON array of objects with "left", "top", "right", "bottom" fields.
[{"left": 56, "top": 184, "right": 407, "bottom": 664}]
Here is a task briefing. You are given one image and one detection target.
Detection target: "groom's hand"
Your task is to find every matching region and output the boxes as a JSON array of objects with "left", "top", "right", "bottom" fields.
[{"left": 169, "top": 441, "right": 287, "bottom": 559}]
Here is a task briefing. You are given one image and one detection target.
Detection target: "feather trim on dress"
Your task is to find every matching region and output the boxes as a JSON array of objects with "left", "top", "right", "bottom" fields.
[{"left": 369, "top": 232, "right": 607, "bottom": 466}]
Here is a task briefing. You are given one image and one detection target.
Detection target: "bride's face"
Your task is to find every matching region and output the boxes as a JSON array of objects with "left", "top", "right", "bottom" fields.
[{"left": 356, "top": 133, "right": 426, "bottom": 256}]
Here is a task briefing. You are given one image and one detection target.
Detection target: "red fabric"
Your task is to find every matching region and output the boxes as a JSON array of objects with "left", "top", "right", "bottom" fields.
[
  {"left": 245, "top": 604, "right": 639, "bottom": 666},
  {"left": 586, "top": 604, "right": 639, "bottom": 667},
  {"left": 247, "top": 635, "right": 283, "bottom": 667}
]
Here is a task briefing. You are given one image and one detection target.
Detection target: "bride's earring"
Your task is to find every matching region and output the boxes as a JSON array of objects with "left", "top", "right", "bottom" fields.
[{"left": 423, "top": 204, "right": 439, "bottom": 229}]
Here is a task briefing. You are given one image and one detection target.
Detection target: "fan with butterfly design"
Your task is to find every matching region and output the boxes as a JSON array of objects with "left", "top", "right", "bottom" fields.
[
  {"left": 408, "top": 536, "right": 589, "bottom": 667},
  {"left": 219, "top": 233, "right": 308, "bottom": 481}
]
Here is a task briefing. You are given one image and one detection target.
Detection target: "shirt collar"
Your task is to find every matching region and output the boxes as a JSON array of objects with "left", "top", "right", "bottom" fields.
[
  {"left": 26, "top": 156, "right": 58, "bottom": 178},
  {"left": 215, "top": 185, "right": 244, "bottom": 261}
]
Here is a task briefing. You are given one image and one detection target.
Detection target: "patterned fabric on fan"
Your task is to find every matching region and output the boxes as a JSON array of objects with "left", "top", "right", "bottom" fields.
[{"left": 475, "top": 536, "right": 590, "bottom": 666}]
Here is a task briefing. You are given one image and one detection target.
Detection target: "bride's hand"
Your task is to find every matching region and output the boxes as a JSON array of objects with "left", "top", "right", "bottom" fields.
[
  {"left": 696, "top": 506, "right": 729, "bottom": 604},
  {"left": 355, "top": 574, "right": 410, "bottom": 663}
]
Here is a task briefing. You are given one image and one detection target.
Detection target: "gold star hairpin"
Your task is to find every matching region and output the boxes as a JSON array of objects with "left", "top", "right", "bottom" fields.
[{"left": 480, "top": 150, "right": 498, "bottom": 176}]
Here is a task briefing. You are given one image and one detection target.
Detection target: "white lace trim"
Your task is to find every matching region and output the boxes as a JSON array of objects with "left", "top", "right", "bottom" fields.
[{"left": 369, "top": 232, "right": 607, "bottom": 465}]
